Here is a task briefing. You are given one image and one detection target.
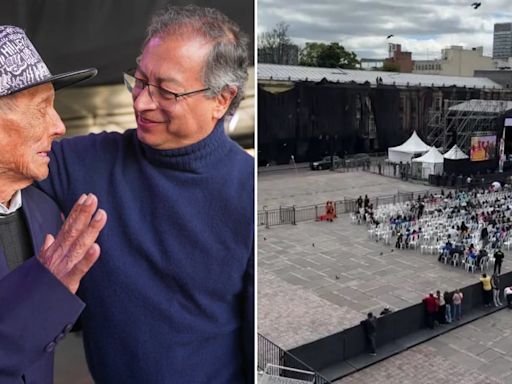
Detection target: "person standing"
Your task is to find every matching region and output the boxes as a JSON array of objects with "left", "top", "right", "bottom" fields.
[
  {"left": 356, "top": 195, "right": 363, "bottom": 210},
  {"left": 494, "top": 247, "right": 504, "bottom": 275},
  {"left": 480, "top": 273, "right": 492, "bottom": 307},
  {"left": 444, "top": 291, "right": 452, "bottom": 323},
  {"left": 38, "top": 5, "right": 254, "bottom": 383},
  {"left": 492, "top": 274, "right": 502, "bottom": 307},
  {"left": 423, "top": 292, "right": 438, "bottom": 329},
  {"left": 361, "top": 312, "right": 377, "bottom": 355},
  {"left": 364, "top": 194, "right": 370, "bottom": 209},
  {"left": 452, "top": 289, "right": 463, "bottom": 321},
  {"left": 436, "top": 290, "right": 446, "bottom": 324}
]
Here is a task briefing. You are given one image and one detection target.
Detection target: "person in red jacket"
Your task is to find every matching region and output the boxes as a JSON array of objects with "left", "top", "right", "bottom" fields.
[{"left": 423, "top": 292, "right": 438, "bottom": 329}]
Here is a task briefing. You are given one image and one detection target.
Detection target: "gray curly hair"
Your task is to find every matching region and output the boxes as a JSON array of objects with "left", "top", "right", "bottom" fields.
[{"left": 141, "top": 4, "right": 249, "bottom": 117}]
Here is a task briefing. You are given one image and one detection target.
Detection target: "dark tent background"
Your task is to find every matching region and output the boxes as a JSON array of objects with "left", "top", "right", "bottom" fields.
[
  {"left": 258, "top": 81, "right": 407, "bottom": 164},
  {"left": 0, "top": 0, "right": 254, "bottom": 86}
]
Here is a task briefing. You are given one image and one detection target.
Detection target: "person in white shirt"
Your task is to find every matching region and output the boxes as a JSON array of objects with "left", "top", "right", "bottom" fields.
[{"left": 504, "top": 286, "right": 512, "bottom": 308}]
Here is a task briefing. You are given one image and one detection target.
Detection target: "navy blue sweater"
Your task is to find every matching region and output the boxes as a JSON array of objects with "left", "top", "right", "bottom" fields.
[{"left": 38, "top": 121, "right": 254, "bottom": 383}]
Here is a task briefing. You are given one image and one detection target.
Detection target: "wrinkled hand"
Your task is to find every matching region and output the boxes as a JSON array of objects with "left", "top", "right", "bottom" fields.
[{"left": 37, "top": 193, "right": 107, "bottom": 294}]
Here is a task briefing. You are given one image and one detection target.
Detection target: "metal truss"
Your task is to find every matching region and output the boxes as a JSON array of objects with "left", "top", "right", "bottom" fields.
[{"left": 425, "top": 99, "right": 510, "bottom": 151}]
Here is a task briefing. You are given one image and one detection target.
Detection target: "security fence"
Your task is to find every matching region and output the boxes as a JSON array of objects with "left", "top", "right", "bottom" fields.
[
  {"left": 258, "top": 188, "right": 446, "bottom": 228},
  {"left": 258, "top": 333, "right": 331, "bottom": 384}
]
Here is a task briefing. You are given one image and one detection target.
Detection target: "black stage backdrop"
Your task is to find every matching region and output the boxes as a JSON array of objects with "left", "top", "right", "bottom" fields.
[
  {"left": 297, "top": 81, "right": 370, "bottom": 160},
  {"left": 369, "top": 85, "right": 403, "bottom": 150},
  {"left": 258, "top": 86, "right": 298, "bottom": 165},
  {"left": 0, "top": 0, "right": 254, "bottom": 86},
  {"left": 259, "top": 81, "right": 406, "bottom": 164},
  {"left": 259, "top": 83, "right": 511, "bottom": 165}
]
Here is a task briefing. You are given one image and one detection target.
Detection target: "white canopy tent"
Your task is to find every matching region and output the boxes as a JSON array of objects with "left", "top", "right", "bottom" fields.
[
  {"left": 443, "top": 144, "right": 469, "bottom": 160},
  {"left": 412, "top": 147, "right": 444, "bottom": 179},
  {"left": 388, "top": 131, "right": 431, "bottom": 163}
]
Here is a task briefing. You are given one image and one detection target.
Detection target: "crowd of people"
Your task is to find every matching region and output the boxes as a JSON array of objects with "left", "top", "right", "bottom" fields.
[
  {"left": 423, "top": 289, "right": 464, "bottom": 329},
  {"left": 353, "top": 186, "right": 512, "bottom": 360},
  {"left": 354, "top": 194, "right": 376, "bottom": 225},
  {"left": 362, "top": 187, "right": 512, "bottom": 274}
]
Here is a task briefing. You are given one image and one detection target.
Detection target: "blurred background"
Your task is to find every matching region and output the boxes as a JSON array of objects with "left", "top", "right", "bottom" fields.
[{"left": 0, "top": 0, "right": 254, "bottom": 149}]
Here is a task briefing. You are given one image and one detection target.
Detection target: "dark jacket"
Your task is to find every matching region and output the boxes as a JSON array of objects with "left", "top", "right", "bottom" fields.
[
  {"left": 363, "top": 316, "right": 377, "bottom": 335},
  {"left": 0, "top": 186, "right": 84, "bottom": 384}
]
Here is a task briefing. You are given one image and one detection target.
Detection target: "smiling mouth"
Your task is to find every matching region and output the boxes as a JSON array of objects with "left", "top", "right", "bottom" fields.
[
  {"left": 37, "top": 151, "right": 50, "bottom": 157},
  {"left": 139, "top": 116, "right": 158, "bottom": 124},
  {"left": 138, "top": 115, "right": 168, "bottom": 125}
]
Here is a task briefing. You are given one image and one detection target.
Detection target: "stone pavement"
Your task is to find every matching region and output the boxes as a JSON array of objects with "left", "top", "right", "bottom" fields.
[
  {"left": 258, "top": 168, "right": 433, "bottom": 210},
  {"left": 258, "top": 170, "right": 511, "bottom": 350},
  {"left": 336, "top": 309, "right": 512, "bottom": 384}
]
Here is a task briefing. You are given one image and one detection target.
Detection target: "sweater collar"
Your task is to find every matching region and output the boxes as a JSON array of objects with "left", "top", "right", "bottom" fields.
[{"left": 138, "top": 119, "right": 230, "bottom": 172}]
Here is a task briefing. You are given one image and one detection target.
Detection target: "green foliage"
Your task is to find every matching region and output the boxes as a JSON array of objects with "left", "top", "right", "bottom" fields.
[{"left": 299, "top": 42, "right": 360, "bottom": 69}]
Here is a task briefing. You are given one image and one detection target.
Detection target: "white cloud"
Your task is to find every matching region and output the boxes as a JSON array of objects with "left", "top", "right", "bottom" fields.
[{"left": 258, "top": 0, "right": 512, "bottom": 60}]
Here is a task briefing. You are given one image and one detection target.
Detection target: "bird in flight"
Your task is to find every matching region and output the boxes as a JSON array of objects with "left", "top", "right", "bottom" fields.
[
  {"left": 471, "top": 2, "right": 481, "bottom": 9},
  {"left": 386, "top": 34, "right": 394, "bottom": 39}
]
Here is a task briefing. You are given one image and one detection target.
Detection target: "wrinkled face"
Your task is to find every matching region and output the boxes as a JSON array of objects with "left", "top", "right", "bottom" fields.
[
  {"left": 0, "top": 83, "right": 65, "bottom": 183},
  {"left": 133, "top": 34, "right": 232, "bottom": 150}
]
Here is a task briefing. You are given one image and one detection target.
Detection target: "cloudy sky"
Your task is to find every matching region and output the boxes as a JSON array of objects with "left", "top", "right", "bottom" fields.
[{"left": 258, "top": 0, "right": 512, "bottom": 61}]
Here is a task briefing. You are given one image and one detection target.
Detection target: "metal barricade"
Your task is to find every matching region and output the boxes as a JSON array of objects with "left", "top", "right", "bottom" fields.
[
  {"left": 258, "top": 334, "right": 331, "bottom": 384},
  {"left": 258, "top": 187, "right": 453, "bottom": 227}
]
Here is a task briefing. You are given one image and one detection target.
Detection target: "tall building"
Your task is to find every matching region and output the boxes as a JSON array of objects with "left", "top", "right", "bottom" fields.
[
  {"left": 384, "top": 44, "right": 413, "bottom": 73},
  {"left": 493, "top": 22, "right": 512, "bottom": 60},
  {"left": 413, "top": 46, "right": 494, "bottom": 76}
]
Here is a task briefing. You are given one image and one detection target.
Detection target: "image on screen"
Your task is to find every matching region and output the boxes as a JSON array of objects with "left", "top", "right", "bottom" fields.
[{"left": 470, "top": 135, "right": 496, "bottom": 161}]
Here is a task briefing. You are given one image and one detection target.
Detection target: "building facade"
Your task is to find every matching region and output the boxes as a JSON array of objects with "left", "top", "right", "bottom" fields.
[
  {"left": 493, "top": 23, "right": 512, "bottom": 61},
  {"left": 413, "top": 46, "right": 494, "bottom": 77},
  {"left": 384, "top": 44, "right": 413, "bottom": 73}
]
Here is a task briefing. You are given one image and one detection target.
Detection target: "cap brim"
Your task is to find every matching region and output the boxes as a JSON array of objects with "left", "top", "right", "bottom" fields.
[{"left": 6, "top": 68, "right": 97, "bottom": 96}]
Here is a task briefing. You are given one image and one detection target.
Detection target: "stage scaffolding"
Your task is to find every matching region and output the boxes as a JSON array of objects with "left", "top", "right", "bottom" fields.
[{"left": 424, "top": 99, "right": 512, "bottom": 151}]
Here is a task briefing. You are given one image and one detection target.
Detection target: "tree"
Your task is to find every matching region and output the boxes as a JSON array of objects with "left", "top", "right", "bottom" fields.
[
  {"left": 258, "top": 22, "right": 299, "bottom": 65},
  {"left": 299, "top": 42, "right": 360, "bottom": 69}
]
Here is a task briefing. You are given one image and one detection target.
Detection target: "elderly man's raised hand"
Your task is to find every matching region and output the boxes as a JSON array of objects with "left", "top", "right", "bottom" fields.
[{"left": 37, "top": 193, "right": 107, "bottom": 294}]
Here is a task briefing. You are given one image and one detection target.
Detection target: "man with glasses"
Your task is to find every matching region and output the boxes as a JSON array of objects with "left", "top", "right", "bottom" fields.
[{"left": 38, "top": 4, "right": 253, "bottom": 383}]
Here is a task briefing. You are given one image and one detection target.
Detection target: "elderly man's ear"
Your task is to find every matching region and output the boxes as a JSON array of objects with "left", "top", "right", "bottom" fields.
[{"left": 212, "top": 86, "right": 238, "bottom": 119}]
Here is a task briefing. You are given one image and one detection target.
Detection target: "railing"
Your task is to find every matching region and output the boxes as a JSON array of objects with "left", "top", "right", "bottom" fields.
[
  {"left": 258, "top": 188, "right": 445, "bottom": 228},
  {"left": 258, "top": 334, "right": 331, "bottom": 384},
  {"left": 289, "top": 270, "right": 512, "bottom": 381}
]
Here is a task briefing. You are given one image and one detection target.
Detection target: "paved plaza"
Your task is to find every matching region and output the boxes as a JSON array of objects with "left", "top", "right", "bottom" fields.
[
  {"left": 258, "top": 169, "right": 511, "bottom": 350},
  {"left": 258, "top": 167, "right": 432, "bottom": 210},
  {"left": 336, "top": 309, "right": 512, "bottom": 384}
]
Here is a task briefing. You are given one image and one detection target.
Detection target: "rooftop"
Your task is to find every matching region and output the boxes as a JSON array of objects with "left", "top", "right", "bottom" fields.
[{"left": 258, "top": 64, "right": 503, "bottom": 89}]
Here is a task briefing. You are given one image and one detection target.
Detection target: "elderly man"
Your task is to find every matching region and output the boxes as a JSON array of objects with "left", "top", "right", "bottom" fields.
[
  {"left": 38, "top": 5, "right": 253, "bottom": 383},
  {"left": 0, "top": 26, "right": 107, "bottom": 383}
]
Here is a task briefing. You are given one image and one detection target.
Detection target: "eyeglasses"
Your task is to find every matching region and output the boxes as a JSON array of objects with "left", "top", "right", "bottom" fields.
[{"left": 123, "top": 71, "right": 210, "bottom": 105}]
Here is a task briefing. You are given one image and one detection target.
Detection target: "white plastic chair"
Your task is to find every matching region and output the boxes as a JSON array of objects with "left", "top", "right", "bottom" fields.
[{"left": 465, "top": 258, "right": 476, "bottom": 273}]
